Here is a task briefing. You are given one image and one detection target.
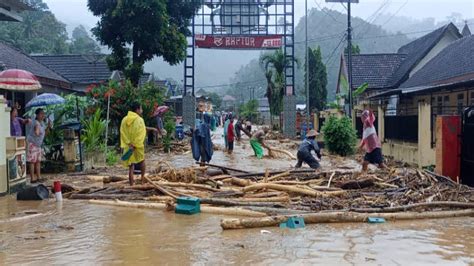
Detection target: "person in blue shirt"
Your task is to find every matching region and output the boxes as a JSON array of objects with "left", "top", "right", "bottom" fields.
[{"left": 295, "top": 130, "right": 321, "bottom": 169}]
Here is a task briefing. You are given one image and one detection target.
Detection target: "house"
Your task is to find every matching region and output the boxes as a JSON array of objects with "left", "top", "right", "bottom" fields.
[
  {"left": 222, "top": 95, "right": 236, "bottom": 111},
  {"left": 32, "top": 54, "right": 111, "bottom": 92},
  {"left": 139, "top": 73, "right": 182, "bottom": 97},
  {"left": 0, "top": 0, "right": 32, "bottom": 22},
  {"left": 462, "top": 22, "right": 471, "bottom": 37},
  {"left": 337, "top": 23, "right": 463, "bottom": 104},
  {"left": 257, "top": 97, "right": 270, "bottom": 124},
  {"left": 335, "top": 23, "right": 473, "bottom": 169},
  {"left": 0, "top": 42, "right": 71, "bottom": 107}
]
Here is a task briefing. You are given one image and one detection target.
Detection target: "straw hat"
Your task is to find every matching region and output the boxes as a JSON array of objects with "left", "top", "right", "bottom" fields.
[{"left": 306, "top": 130, "right": 319, "bottom": 137}]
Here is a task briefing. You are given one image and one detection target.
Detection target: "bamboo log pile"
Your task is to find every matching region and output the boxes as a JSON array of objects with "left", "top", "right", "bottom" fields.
[{"left": 66, "top": 164, "right": 474, "bottom": 224}]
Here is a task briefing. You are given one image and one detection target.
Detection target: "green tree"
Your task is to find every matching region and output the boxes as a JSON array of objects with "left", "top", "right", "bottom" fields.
[
  {"left": 238, "top": 99, "right": 259, "bottom": 122},
  {"left": 260, "top": 49, "right": 295, "bottom": 119},
  {"left": 87, "top": 0, "right": 200, "bottom": 86},
  {"left": 305, "top": 46, "right": 328, "bottom": 112},
  {"left": 70, "top": 25, "right": 101, "bottom": 54},
  {"left": 344, "top": 44, "right": 361, "bottom": 55},
  {"left": 207, "top": 92, "right": 222, "bottom": 110},
  {"left": 0, "top": 0, "right": 69, "bottom": 54}
]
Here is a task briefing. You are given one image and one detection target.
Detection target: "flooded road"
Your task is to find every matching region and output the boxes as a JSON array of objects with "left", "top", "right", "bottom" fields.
[
  {"left": 1, "top": 197, "right": 473, "bottom": 265},
  {"left": 1, "top": 127, "right": 473, "bottom": 265}
]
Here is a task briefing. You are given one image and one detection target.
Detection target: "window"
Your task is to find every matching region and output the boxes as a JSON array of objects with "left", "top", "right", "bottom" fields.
[
  {"left": 437, "top": 96, "right": 443, "bottom": 114},
  {"left": 457, "top": 93, "right": 464, "bottom": 114},
  {"left": 471, "top": 92, "right": 474, "bottom": 105},
  {"left": 444, "top": 95, "right": 450, "bottom": 104}
]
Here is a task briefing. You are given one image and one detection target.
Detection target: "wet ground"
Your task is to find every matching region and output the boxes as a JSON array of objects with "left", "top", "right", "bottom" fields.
[{"left": 1, "top": 127, "right": 473, "bottom": 265}]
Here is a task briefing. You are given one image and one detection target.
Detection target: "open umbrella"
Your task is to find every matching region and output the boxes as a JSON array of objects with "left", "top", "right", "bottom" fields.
[
  {"left": 26, "top": 93, "right": 65, "bottom": 109},
  {"left": 153, "top": 105, "right": 169, "bottom": 117},
  {"left": 0, "top": 69, "right": 42, "bottom": 91}
]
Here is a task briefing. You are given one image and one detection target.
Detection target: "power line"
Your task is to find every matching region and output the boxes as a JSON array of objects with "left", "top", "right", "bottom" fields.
[
  {"left": 354, "top": 0, "right": 391, "bottom": 39},
  {"left": 295, "top": 31, "right": 346, "bottom": 44},
  {"left": 324, "top": 34, "right": 347, "bottom": 65},
  {"left": 197, "top": 23, "right": 474, "bottom": 91},
  {"left": 381, "top": 0, "right": 409, "bottom": 27},
  {"left": 353, "top": 23, "right": 474, "bottom": 40},
  {"left": 196, "top": 79, "right": 265, "bottom": 90},
  {"left": 313, "top": 0, "right": 344, "bottom": 25}
]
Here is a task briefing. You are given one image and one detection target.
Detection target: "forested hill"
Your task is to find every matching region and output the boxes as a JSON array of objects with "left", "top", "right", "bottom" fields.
[
  {"left": 0, "top": 0, "right": 100, "bottom": 55},
  {"left": 229, "top": 8, "right": 413, "bottom": 102}
]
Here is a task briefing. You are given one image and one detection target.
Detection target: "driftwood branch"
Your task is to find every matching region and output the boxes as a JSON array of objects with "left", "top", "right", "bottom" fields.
[
  {"left": 89, "top": 200, "right": 267, "bottom": 217},
  {"left": 242, "top": 183, "right": 346, "bottom": 197},
  {"left": 350, "top": 201, "right": 474, "bottom": 213},
  {"left": 221, "top": 209, "right": 474, "bottom": 230}
]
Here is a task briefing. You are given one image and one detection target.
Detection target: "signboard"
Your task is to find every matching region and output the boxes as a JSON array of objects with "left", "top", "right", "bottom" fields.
[{"left": 195, "top": 35, "right": 283, "bottom": 49}]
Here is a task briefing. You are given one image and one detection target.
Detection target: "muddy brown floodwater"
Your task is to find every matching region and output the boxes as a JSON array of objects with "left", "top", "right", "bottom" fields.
[
  {"left": 1, "top": 127, "right": 473, "bottom": 265},
  {"left": 1, "top": 197, "right": 474, "bottom": 265}
]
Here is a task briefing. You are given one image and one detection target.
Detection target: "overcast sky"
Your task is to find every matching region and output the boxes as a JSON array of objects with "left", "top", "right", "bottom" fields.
[
  {"left": 45, "top": 0, "right": 474, "bottom": 32},
  {"left": 42, "top": 0, "right": 474, "bottom": 86}
]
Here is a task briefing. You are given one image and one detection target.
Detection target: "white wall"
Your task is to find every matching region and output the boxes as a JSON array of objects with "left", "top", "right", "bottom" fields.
[{"left": 410, "top": 31, "right": 459, "bottom": 77}]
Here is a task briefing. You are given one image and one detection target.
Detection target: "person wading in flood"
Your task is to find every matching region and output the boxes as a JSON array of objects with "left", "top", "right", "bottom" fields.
[
  {"left": 227, "top": 114, "right": 235, "bottom": 154},
  {"left": 295, "top": 130, "right": 321, "bottom": 169},
  {"left": 223, "top": 113, "right": 231, "bottom": 151},
  {"left": 359, "top": 109, "right": 386, "bottom": 171},
  {"left": 250, "top": 126, "right": 269, "bottom": 159},
  {"left": 120, "top": 102, "right": 147, "bottom": 186}
]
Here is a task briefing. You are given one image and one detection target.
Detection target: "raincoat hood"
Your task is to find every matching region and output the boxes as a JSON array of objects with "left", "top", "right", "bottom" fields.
[
  {"left": 120, "top": 111, "right": 146, "bottom": 151},
  {"left": 124, "top": 111, "right": 141, "bottom": 126}
]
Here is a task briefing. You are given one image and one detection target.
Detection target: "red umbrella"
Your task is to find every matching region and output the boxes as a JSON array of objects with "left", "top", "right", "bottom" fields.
[
  {"left": 0, "top": 69, "right": 42, "bottom": 91},
  {"left": 153, "top": 105, "right": 169, "bottom": 117}
]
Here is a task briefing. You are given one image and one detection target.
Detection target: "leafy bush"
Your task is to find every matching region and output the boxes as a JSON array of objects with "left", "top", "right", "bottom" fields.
[
  {"left": 86, "top": 80, "right": 167, "bottom": 144},
  {"left": 162, "top": 110, "right": 176, "bottom": 153},
  {"left": 106, "top": 150, "right": 119, "bottom": 166},
  {"left": 322, "top": 116, "right": 357, "bottom": 156},
  {"left": 82, "top": 108, "right": 107, "bottom": 153}
]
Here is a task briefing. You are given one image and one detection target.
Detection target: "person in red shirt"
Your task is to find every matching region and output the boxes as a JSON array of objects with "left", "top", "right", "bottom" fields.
[{"left": 227, "top": 118, "right": 235, "bottom": 154}]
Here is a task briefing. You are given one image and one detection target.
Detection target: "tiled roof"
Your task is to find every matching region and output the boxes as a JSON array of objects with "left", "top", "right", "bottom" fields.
[
  {"left": 223, "top": 95, "right": 236, "bottom": 101},
  {"left": 348, "top": 54, "right": 406, "bottom": 89},
  {"left": 0, "top": 42, "right": 70, "bottom": 87},
  {"left": 401, "top": 35, "right": 474, "bottom": 88},
  {"left": 32, "top": 54, "right": 111, "bottom": 84},
  {"left": 387, "top": 23, "right": 461, "bottom": 87},
  {"left": 462, "top": 24, "right": 471, "bottom": 37}
]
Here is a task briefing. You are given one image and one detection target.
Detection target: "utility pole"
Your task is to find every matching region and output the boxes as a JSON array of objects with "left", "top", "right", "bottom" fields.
[
  {"left": 305, "top": 0, "right": 310, "bottom": 133},
  {"left": 346, "top": 0, "right": 354, "bottom": 118},
  {"left": 326, "top": 0, "right": 359, "bottom": 118}
]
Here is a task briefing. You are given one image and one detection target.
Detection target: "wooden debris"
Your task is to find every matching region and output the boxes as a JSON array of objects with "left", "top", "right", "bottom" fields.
[
  {"left": 327, "top": 172, "right": 336, "bottom": 188},
  {"left": 242, "top": 183, "right": 346, "bottom": 197},
  {"left": 221, "top": 209, "right": 474, "bottom": 230},
  {"left": 339, "top": 179, "right": 375, "bottom": 190},
  {"left": 89, "top": 200, "right": 267, "bottom": 217},
  {"left": 144, "top": 176, "right": 178, "bottom": 199},
  {"left": 267, "top": 171, "right": 290, "bottom": 182}
]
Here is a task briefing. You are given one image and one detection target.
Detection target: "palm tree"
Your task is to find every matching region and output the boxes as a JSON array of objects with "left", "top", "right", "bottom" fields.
[{"left": 260, "top": 49, "right": 296, "bottom": 126}]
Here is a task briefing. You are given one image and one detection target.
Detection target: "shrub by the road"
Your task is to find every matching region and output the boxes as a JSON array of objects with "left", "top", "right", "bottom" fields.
[{"left": 322, "top": 116, "right": 357, "bottom": 156}]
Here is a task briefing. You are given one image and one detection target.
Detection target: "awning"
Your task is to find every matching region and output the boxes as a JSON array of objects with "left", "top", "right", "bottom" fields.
[{"left": 368, "top": 78, "right": 474, "bottom": 99}]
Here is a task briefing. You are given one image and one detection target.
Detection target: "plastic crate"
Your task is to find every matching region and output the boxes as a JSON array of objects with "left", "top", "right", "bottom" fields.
[{"left": 175, "top": 197, "right": 201, "bottom": 215}]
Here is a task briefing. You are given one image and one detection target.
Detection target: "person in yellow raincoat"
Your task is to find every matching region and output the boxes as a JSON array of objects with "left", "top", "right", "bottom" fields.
[{"left": 120, "top": 102, "right": 147, "bottom": 186}]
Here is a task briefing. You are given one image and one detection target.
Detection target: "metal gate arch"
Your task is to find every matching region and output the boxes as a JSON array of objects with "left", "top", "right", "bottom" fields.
[{"left": 461, "top": 106, "right": 474, "bottom": 186}]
